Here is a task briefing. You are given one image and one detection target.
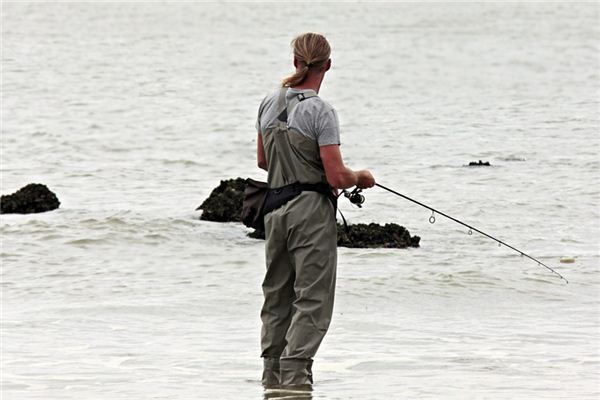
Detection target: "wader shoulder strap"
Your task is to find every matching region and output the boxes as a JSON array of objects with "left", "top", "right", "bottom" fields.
[
  {"left": 277, "top": 89, "right": 318, "bottom": 123},
  {"left": 293, "top": 91, "right": 317, "bottom": 102},
  {"left": 277, "top": 86, "right": 288, "bottom": 114}
]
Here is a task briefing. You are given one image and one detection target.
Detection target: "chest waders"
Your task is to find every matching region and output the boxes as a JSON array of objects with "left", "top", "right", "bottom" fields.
[{"left": 260, "top": 87, "right": 338, "bottom": 388}]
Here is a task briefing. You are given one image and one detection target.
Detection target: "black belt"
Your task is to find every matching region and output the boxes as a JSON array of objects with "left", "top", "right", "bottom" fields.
[{"left": 263, "top": 181, "right": 337, "bottom": 215}]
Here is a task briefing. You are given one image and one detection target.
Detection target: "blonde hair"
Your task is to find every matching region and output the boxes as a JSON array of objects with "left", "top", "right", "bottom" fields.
[{"left": 281, "top": 33, "right": 331, "bottom": 87}]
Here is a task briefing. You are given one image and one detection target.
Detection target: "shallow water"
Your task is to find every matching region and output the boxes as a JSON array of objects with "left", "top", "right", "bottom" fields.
[{"left": 2, "top": 2, "right": 599, "bottom": 399}]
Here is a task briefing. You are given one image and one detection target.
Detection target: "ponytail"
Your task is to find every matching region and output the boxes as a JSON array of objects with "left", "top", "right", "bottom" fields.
[{"left": 282, "top": 64, "right": 310, "bottom": 87}]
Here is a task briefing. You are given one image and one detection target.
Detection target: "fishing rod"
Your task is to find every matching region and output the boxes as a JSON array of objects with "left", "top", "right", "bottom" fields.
[{"left": 344, "top": 183, "right": 568, "bottom": 284}]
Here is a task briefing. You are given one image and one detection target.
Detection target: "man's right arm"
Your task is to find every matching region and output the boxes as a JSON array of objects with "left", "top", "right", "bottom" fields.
[{"left": 320, "top": 144, "right": 374, "bottom": 189}]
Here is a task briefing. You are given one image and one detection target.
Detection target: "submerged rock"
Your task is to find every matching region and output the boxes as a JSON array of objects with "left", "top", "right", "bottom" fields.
[
  {"left": 198, "top": 178, "right": 420, "bottom": 249},
  {"left": 196, "top": 178, "right": 245, "bottom": 222},
  {"left": 1, "top": 183, "right": 60, "bottom": 214}
]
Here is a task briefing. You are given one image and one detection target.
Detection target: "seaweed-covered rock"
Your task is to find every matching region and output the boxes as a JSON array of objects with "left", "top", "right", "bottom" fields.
[
  {"left": 247, "top": 223, "right": 420, "bottom": 249},
  {"left": 337, "top": 222, "right": 419, "bottom": 248},
  {"left": 196, "top": 178, "right": 245, "bottom": 222},
  {"left": 1, "top": 183, "right": 60, "bottom": 214}
]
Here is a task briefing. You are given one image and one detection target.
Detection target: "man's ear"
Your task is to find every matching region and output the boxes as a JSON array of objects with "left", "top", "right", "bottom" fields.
[{"left": 325, "top": 58, "right": 332, "bottom": 72}]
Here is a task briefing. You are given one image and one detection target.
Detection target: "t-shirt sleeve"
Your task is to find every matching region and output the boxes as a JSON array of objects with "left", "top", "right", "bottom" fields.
[{"left": 316, "top": 108, "right": 341, "bottom": 146}]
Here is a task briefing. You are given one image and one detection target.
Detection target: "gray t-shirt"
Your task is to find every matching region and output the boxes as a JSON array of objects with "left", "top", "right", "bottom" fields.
[{"left": 255, "top": 88, "right": 341, "bottom": 146}]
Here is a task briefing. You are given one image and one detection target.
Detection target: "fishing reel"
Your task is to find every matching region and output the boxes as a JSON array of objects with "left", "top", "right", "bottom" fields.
[{"left": 343, "top": 187, "right": 365, "bottom": 208}]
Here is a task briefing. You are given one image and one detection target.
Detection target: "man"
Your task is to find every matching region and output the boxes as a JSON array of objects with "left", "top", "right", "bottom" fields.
[{"left": 256, "top": 32, "right": 375, "bottom": 390}]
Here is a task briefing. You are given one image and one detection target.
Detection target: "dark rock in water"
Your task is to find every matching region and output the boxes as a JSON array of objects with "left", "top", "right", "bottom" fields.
[
  {"left": 197, "top": 178, "right": 245, "bottom": 222},
  {"left": 468, "top": 160, "right": 491, "bottom": 166},
  {"left": 248, "top": 229, "right": 266, "bottom": 240},
  {"left": 197, "top": 178, "right": 420, "bottom": 249},
  {"left": 1, "top": 183, "right": 60, "bottom": 214},
  {"left": 336, "top": 222, "right": 420, "bottom": 248},
  {"left": 247, "top": 223, "right": 420, "bottom": 249}
]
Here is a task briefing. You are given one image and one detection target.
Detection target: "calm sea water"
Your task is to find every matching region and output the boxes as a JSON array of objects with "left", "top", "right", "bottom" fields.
[{"left": 2, "top": 2, "right": 599, "bottom": 399}]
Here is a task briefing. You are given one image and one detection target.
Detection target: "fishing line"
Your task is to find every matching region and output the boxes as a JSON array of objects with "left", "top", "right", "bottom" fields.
[{"left": 373, "top": 183, "right": 569, "bottom": 284}]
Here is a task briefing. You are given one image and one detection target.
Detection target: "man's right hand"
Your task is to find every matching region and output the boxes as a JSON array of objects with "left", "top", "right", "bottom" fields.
[{"left": 356, "top": 170, "right": 375, "bottom": 189}]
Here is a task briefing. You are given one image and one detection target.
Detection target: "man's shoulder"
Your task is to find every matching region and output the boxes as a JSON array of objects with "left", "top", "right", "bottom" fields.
[
  {"left": 298, "top": 92, "right": 335, "bottom": 114},
  {"left": 258, "top": 88, "right": 282, "bottom": 116},
  {"left": 314, "top": 96, "right": 335, "bottom": 112}
]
